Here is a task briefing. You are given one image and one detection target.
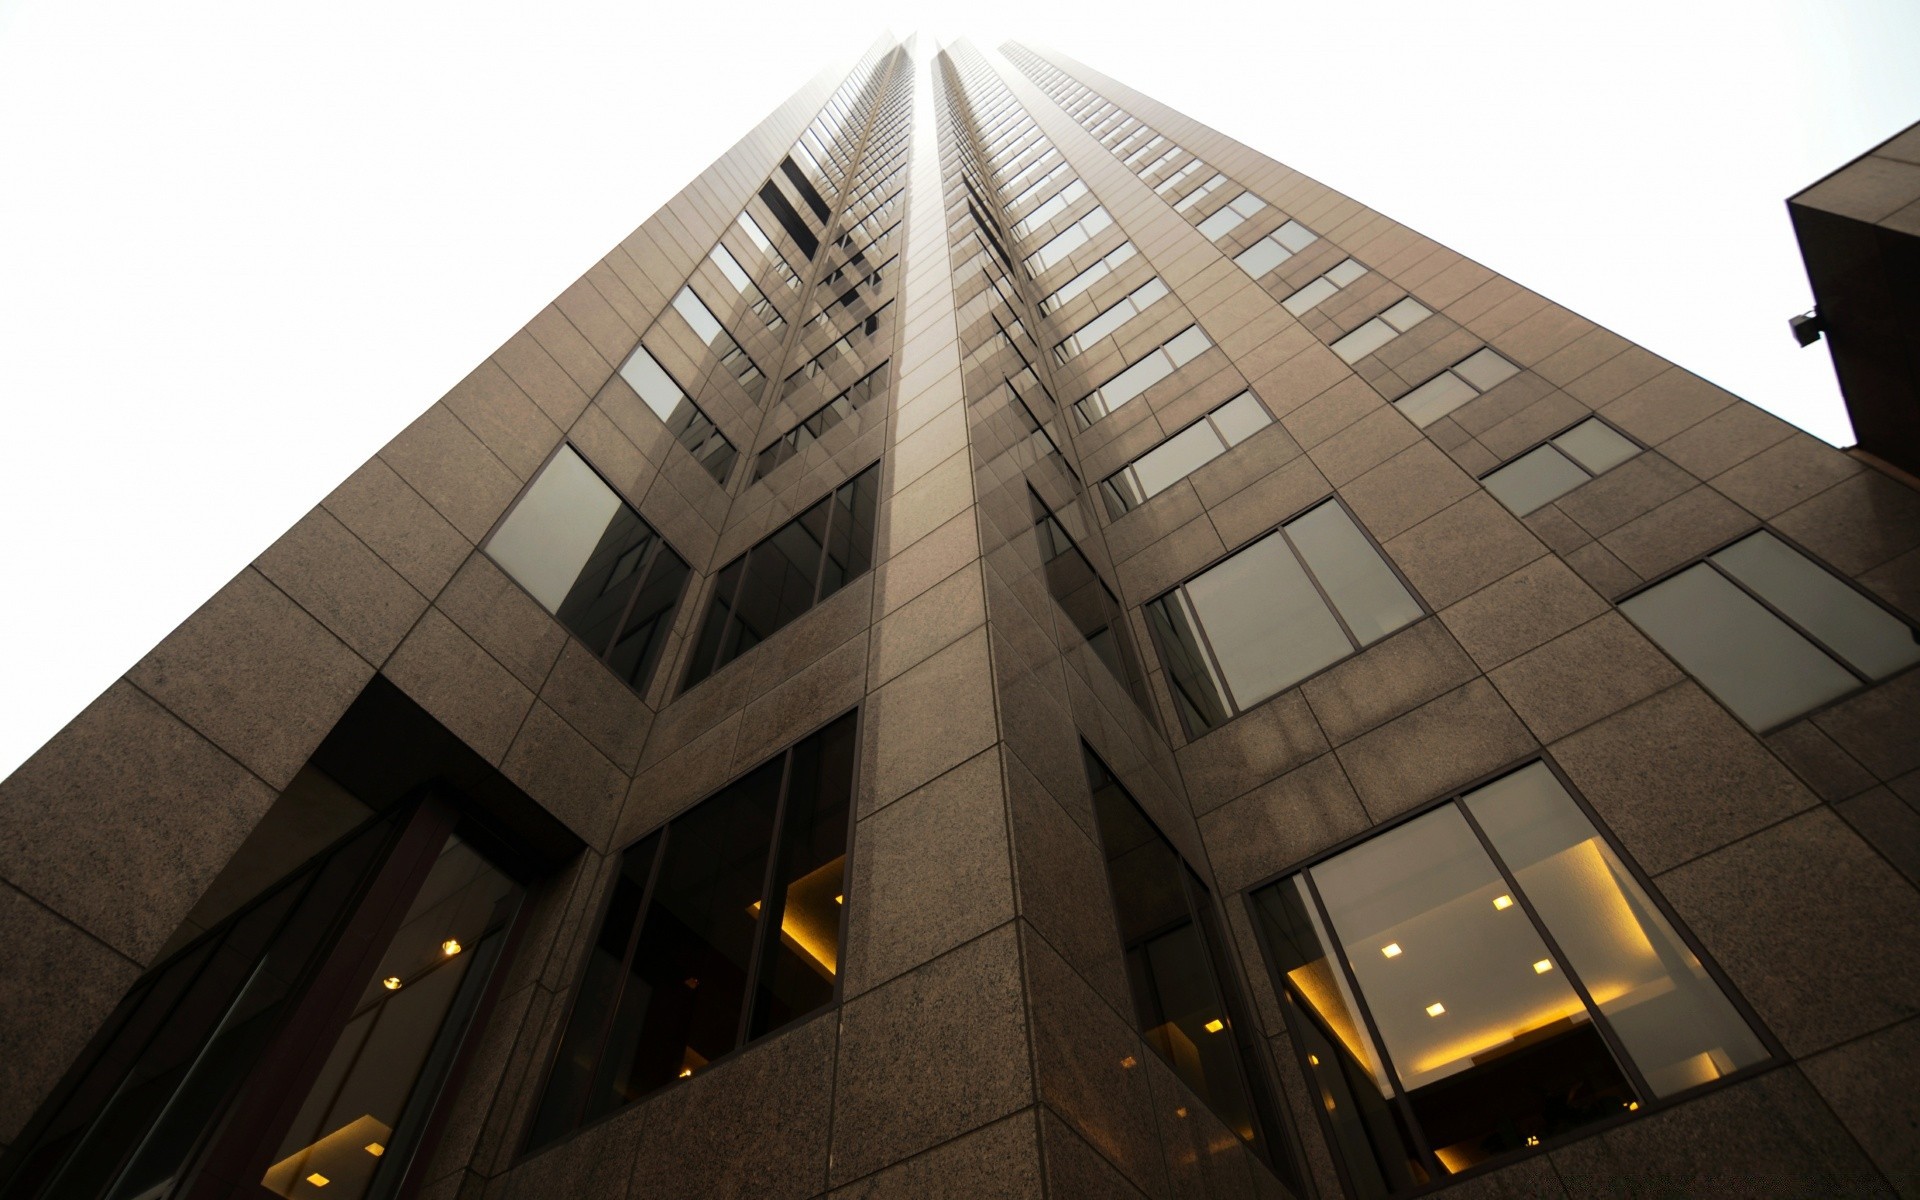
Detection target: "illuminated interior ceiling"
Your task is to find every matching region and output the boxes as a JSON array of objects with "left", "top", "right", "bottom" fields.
[
  {"left": 1286, "top": 958, "right": 1387, "bottom": 1089},
  {"left": 261, "top": 1114, "right": 393, "bottom": 1198},
  {"left": 748, "top": 855, "right": 844, "bottom": 978}
]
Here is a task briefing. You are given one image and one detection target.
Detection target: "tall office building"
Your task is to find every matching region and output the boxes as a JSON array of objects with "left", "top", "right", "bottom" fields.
[{"left": 1, "top": 35, "right": 1916, "bottom": 1200}]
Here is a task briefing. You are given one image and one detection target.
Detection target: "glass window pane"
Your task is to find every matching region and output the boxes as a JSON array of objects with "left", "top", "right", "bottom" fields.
[
  {"left": 1185, "top": 533, "right": 1351, "bottom": 709},
  {"left": 734, "top": 501, "right": 828, "bottom": 643},
  {"left": 1452, "top": 349, "right": 1520, "bottom": 391},
  {"left": 1620, "top": 564, "right": 1859, "bottom": 729},
  {"left": 1483, "top": 446, "right": 1592, "bottom": 515},
  {"left": 1229, "top": 191, "right": 1267, "bottom": 218},
  {"left": 1209, "top": 392, "right": 1271, "bottom": 446},
  {"left": 1465, "top": 764, "right": 1769, "bottom": 1098},
  {"left": 1710, "top": 532, "right": 1920, "bottom": 679},
  {"left": 620, "top": 348, "right": 689, "bottom": 424},
  {"left": 672, "top": 287, "right": 725, "bottom": 345},
  {"left": 1283, "top": 277, "right": 1340, "bottom": 317},
  {"left": 1394, "top": 372, "right": 1479, "bottom": 428},
  {"left": 1197, "top": 206, "right": 1246, "bottom": 241},
  {"left": 1309, "top": 806, "right": 1635, "bottom": 1174},
  {"left": 485, "top": 447, "right": 624, "bottom": 613},
  {"left": 1326, "top": 258, "right": 1368, "bottom": 287},
  {"left": 1275, "top": 220, "right": 1317, "bottom": 252},
  {"left": 1148, "top": 594, "right": 1233, "bottom": 733},
  {"left": 1333, "top": 319, "right": 1397, "bottom": 364},
  {"left": 1133, "top": 422, "right": 1228, "bottom": 499},
  {"left": 1165, "top": 325, "right": 1212, "bottom": 365},
  {"left": 1235, "top": 238, "right": 1289, "bottom": 279},
  {"left": 1097, "top": 352, "right": 1175, "bottom": 414},
  {"left": 607, "top": 548, "right": 690, "bottom": 688},
  {"left": 1551, "top": 419, "right": 1639, "bottom": 475},
  {"left": 1287, "top": 502, "right": 1422, "bottom": 645},
  {"left": 1381, "top": 298, "right": 1431, "bottom": 332}
]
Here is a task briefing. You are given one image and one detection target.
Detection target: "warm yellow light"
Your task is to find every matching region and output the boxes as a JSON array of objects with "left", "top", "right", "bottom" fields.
[
  {"left": 1493, "top": 895, "right": 1514, "bottom": 910},
  {"left": 678, "top": 1067, "right": 693, "bottom": 1079},
  {"left": 1175, "top": 1106, "right": 1189, "bottom": 1118},
  {"left": 1381, "top": 943, "right": 1402, "bottom": 958},
  {"left": 1426, "top": 1002, "right": 1447, "bottom": 1017},
  {"left": 835, "top": 894, "right": 844, "bottom": 904},
  {"left": 365, "top": 1143, "right": 385, "bottom": 1157},
  {"left": 306, "top": 1175, "right": 329, "bottom": 1187},
  {"left": 381, "top": 977, "right": 402, "bottom": 991},
  {"left": 1526, "top": 1135, "right": 1540, "bottom": 1147},
  {"left": 1120, "top": 1056, "right": 1138, "bottom": 1069},
  {"left": 1307, "top": 1054, "right": 1320, "bottom": 1067},
  {"left": 1628, "top": 1101, "right": 1640, "bottom": 1111},
  {"left": 1204, "top": 1019, "right": 1225, "bottom": 1033},
  {"left": 441, "top": 938, "right": 462, "bottom": 957},
  {"left": 1533, "top": 959, "right": 1553, "bottom": 974}
]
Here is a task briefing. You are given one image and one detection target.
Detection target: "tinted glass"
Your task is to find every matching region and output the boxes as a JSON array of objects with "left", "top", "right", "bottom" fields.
[
  {"left": 1452, "top": 348, "right": 1519, "bottom": 391},
  {"left": 1551, "top": 419, "right": 1639, "bottom": 475},
  {"left": 621, "top": 348, "right": 690, "bottom": 424},
  {"left": 1235, "top": 238, "right": 1290, "bottom": 279},
  {"left": 1333, "top": 319, "right": 1396, "bottom": 364},
  {"left": 1210, "top": 392, "right": 1271, "bottom": 445},
  {"left": 1165, "top": 325, "right": 1211, "bottom": 365},
  {"left": 1197, "top": 205, "right": 1247, "bottom": 240},
  {"left": 1394, "top": 373, "right": 1478, "bottom": 427},
  {"left": 1283, "top": 277, "right": 1339, "bottom": 316},
  {"left": 1275, "top": 220, "right": 1318, "bottom": 252},
  {"left": 1185, "top": 532, "right": 1350, "bottom": 708},
  {"left": 1465, "top": 765, "right": 1768, "bottom": 1097},
  {"left": 1287, "top": 502, "right": 1422, "bottom": 644},
  {"left": 1381, "top": 298, "right": 1431, "bottom": 332},
  {"left": 1132, "top": 422, "right": 1227, "bottom": 498},
  {"left": 1148, "top": 593, "right": 1232, "bottom": 732},
  {"left": 485, "top": 447, "right": 623, "bottom": 612},
  {"left": 1326, "top": 258, "right": 1368, "bottom": 286},
  {"left": 1620, "top": 563, "right": 1858, "bottom": 729},
  {"left": 1711, "top": 532, "right": 1920, "bottom": 679},
  {"left": 607, "top": 547, "right": 690, "bottom": 687},
  {"left": 1483, "top": 445, "right": 1591, "bottom": 515}
]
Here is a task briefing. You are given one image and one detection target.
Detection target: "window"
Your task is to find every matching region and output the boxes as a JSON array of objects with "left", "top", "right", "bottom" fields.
[
  {"left": 1055, "top": 277, "right": 1169, "bottom": 361},
  {"left": 1011, "top": 178, "right": 1088, "bottom": 238},
  {"left": 1619, "top": 531, "right": 1920, "bottom": 730},
  {"left": 1195, "top": 190, "right": 1268, "bottom": 241},
  {"left": 1393, "top": 348, "right": 1522, "bottom": 427},
  {"left": 1072, "top": 325, "right": 1212, "bottom": 428},
  {"left": 527, "top": 713, "right": 856, "bottom": 1147},
  {"left": 671, "top": 287, "right": 764, "bottom": 391},
  {"left": 1330, "top": 297, "right": 1433, "bottom": 363},
  {"left": 485, "top": 446, "right": 691, "bottom": 690},
  {"left": 617, "top": 347, "right": 739, "bottom": 484},
  {"left": 684, "top": 465, "right": 881, "bottom": 688},
  {"left": 1481, "top": 418, "right": 1641, "bottom": 515},
  {"left": 1101, "top": 392, "right": 1271, "bottom": 516},
  {"left": 706, "top": 244, "right": 785, "bottom": 335},
  {"left": 1084, "top": 748, "right": 1301, "bottom": 1191},
  {"left": 1026, "top": 207, "right": 1113, "bottom": 274},
  {"left": 1281, "top": 257, "right": 1368, "bottom": 315},
  {"left": 1147, "top": 499, "right": 1421, "bottom": 735},
  {"left": 1234, "top": 220, "right": 1319, "bottom": 279},
  {"left": 1030, "top": 491, "right": 1155, "bottom": 719},
  {"left": 1040, "top": 242, "right": 1137, "bottom": 313},
  {"left": 753, "top": 362, "right": 890, "bottom": 482},
  {"left": 1154, "top": 156, "right": 1206, "bottom": 196},
  {"left": 1251, "top": 762, "right": 1771, "bottom": 1195},
  {"left": 1173, "top": 171, "right": 1229, "bottom": 214}
]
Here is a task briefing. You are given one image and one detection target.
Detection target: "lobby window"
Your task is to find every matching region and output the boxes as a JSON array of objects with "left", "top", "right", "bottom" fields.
[
  {"left": 1055, "top": 277, "right": 1170, "bottom": 361},
  {"left": 1282, "top": 257, "right": 1369, "bottom": 315},
  {"left": 1031, "top": 490, "right": 1156, "bottom": 720},
  {"left": 1146, "top": 499, "right": 1421, "bottom": 735},
  {"left": 1085, "top": 748, "right": 1301, "bottom": 1192},
  {"left": 1619, "top": 531, "right": 1920, "bottom": 731},
  {"left": 1251, "top": 762, "right": 1772, "bottom": 1196},
  {"left": 1026, "top": 206, "right": 1114, "bottom": 274},
  {"left": 1039, "top": 241, "right": 1138, "bottom": 313},
  {"left": 527, "top": 713, "right": 857, "bottom": 1147},
  {"left": 684, "top": 465, "right": 881, "bottom": 689},
  {"left": 1393, "top": 348, "right": 1522, "bottom": 427},
  {"left": 1195, "top": 190, "right": 1268, "bottom": 241},
  {"left": 1234, "top": 220, "right": 1320, "bottom": 280},
  {"left": 1101, "top": 391, "right": 1272, "bottom": 517},
  {"left": 618, "top": 347, "right": 739, "bottom": 485},
  {"left": 1331, "top": 297, "right": 1433, "bottom": 363},
  {"left": 485, "top": 446, "right": 692, "bottom": 691},
  {"left": 1072, "top": 325, "right": 1212, "bottom": 428},
  {"left": 1481, "top": 418, "right": 1642, "bottom": 515},
  {"left": 671, "top": 286, "right": 765, "bottom": 391}
]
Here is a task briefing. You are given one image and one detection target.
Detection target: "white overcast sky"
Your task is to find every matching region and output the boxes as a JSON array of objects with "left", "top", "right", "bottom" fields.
[{"left": 1, "top": 0, "right": 1917, "bottom": 780}]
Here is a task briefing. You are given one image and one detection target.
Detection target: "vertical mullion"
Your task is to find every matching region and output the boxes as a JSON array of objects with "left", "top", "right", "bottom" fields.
[
  {"left": 599, "top": 535, "right": 661, "bottom": 663},
  {"left": 571, "top": 828, "right": 668, "bottom": 1131},
  {"left": 737, "top": 748, "right": 797, "bottom": 1049},
  {"left": 812, "top": 488, "right": 841, "bottom": 606},
  {"left": 1281, "top": 516, "right": 1364, "bottom": 653},
  {"left": 1175, "top": 871, "right": 1279, "bottom": 1164},
  {"left": 1704, "top": 559, "right": 1873, "bottom": 685},
  {"left": 1172, "top": 586, "right": 1240, "bottom": 723}
]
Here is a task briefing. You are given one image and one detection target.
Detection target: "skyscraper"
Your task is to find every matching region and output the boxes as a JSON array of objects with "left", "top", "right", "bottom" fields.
[{"left": 1, "top": 34, "right": 1915, "bottom": 1198}]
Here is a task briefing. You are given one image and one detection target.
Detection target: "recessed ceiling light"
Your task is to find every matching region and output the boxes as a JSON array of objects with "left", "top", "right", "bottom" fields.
[
  {"left": 1204, "top": 1018, "right": 1225, "bottom": 1033},
  {"left": 1426, "top": 1002, "right": 1446, "bottom": 1017},
  {"left": 1381, "top": 943, "right": 1402, "bottom": 958},
  {"left": 306, "top": 1174, "right": 330, "bottom": 1187},
  {"left": 1533, "top": 959, "right": 1553, "bottom": 974},
  {"left": 365, "top": 1143, "right": 385, "bottom": 1157},
  {"left": 1493, "top": 895, "right": 1514, "bottom": 911},
  {"left": 1120, "top": 1055, "right": 1138, "bottom": 1069},
  {"left": 382, "top": 977, "right": 402, "bottom": 991},
  {"left": 441, "top": 938, "right": 462, "bottom": 957},
  {"left": 678, "top": 1067, "right": 694, "bottom": 1078},
  {"left": 1308, "top": 1054, "right": 1320, "bottom": 1066}
]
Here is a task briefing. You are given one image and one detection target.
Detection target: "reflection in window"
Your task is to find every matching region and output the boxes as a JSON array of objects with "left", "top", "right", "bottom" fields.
[
  {"left": 1147, "top": 500, "right": 1421, "bottom": 735},
  {"left": 1102, "top": 392, "right": 1272, "bottom": 516},
  {"left": 684, "top": 465, "right": 881, "bottom": 688},
  {"left": 485, "top": 447, "right": 691, "bottom": 691},
  {"left": 1620, "top": 531, "right": 1920, "bottom": 730},
  {"left": 1011, "top": 179, "right": 1088, "bottom": 238},
  {"left": 1173, "top": 171, "right": 1229, "bottom": 214},
  {"left": 1393, "top": 348, "right": 1522, "bottom": 427},
  {"left": 1072, "top": 325, "right": 1212, "bottom": 428},
  {"left": 528, "top": 714, "right": 856, "bottom": 1147},
  {"left": 1055, "top": 277, "right": 1169, "bottom": 361},
  {"left": 1331, "top": 298, "right": 1433, "bottom": 363},
  {"left": 1482, "top": 418, "right": 1640, "bottom": 515},
  {"left": 1085, "top": 748, "right": 1301, "bottom": 1192},
  {"left": 1282, "top": 257, "right": 1369, "bottom": 315},
  {"left": 1233, "top": 220, "right": 1319, "bottom": 280},
  {"left": 1195, "top": 190, "right": 1268, "bottom": 241},
  {"left": 1030, "top": 490, "right": 1156, "bottom": 723},
  {"left": 670, "top": 287, "right": 764, "bottom": 391},
  {"left": 1026, "top": 207, "right": 1113, "bottom": 274},
  {"left": 618, "top": 347, "right": 739, "bottom": 484},
  {"left": 1252, "top": 763, "right": 1770, "bottom": 1195},
  {"left": 753, "top": 362, "right": 889, "bottom": 483},
  {"left": 1039, "top": 242, "right": 1138, "bottom": 313}
]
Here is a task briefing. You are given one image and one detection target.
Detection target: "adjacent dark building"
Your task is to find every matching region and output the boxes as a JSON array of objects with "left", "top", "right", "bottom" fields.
[{"left": 2, "top": 36, "right": 1916, "bottom": 1200}]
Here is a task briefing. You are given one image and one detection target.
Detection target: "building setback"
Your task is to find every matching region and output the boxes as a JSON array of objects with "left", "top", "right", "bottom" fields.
[{"left": 1, "top": 35, "right": 1917, "bottom": 1200}]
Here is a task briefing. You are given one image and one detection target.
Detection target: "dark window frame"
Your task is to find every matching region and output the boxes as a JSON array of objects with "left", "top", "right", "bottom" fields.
[
  {"left": 1473, "top": 413, "right": 1647, "bottom": 512},
  {"left": 1098, "top": 388, "right": 1273, "bottom": 519},
  {"left": 1243, "top": 753, "right": 1787, "bottom": 1200}
]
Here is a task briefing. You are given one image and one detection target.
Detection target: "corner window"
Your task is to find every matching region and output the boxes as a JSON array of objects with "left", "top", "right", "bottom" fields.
[
  {"left": 669, "top": 286, "right": 764, "bottom": 391},
  {"left": 1233, "top": 220, "right": 1319, "bottom": 279},
  {"left": 1330, "top": 297, "right": 1432, "bottom": 363},
  {"left": 485, "top": 446, "right": 692, "bottom": 691},
  {"left": 684, "top": 465, "right": 881, "bottom": 689},
  {"left": 1481, "top": 417, "right": 1641, "bottom": 515},
  {"left": 617, "top": 347, "right": 739, "bottom": 484},
  {"left": 1393, "top": 348, "right": 1521, "bottom": 427},
  {"left": 753, "top": 362, "right": 890, "bottom": 483},
  {"left": 1101, "top": 391, "right": 1272, "bottom": 516},
  {"left": 1252, "top": 762, "right": 1770, "bottom": 1195},
  {"left": 1030, "top": 491, "right": 1156, "bottom": 722},
  {"left": 1085, "top": 748, "right": 1302, "bottom": 1192},
  {"left": 1147, "top": 499, "right": 1421, "bottom": 735},
  {"left": 1619, "top": 531, "right": 1920, "bottom": 730},
  {"left": 527, "top": 712, "right": 857, "bottom": 1147}
]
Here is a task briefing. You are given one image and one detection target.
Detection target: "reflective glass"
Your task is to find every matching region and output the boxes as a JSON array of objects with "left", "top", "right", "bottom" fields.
[
  {"left": 485, "top": 447, "right": 623, "bottom": 613},
  {"left": 1283, "top": 277, "right": 1340, "bottom": 316},
  {"left": 1550, "top": 419, "right": 1639, "bottom": 475},
  {"left": 1235, "top": 238, "right": 1291, "bottom": 279},
  {"left": 1089, "top": 352, "right": 1174, "bottom": 418},
  {"left": 1465, "top": 765, "right": 1768, "bottom": 1098},
  {"left": 1287, "top": 502, "right": 1422, "bottom": 644},
  {"left": 1381, "top": 298, "right": 1432, "bottom": 332},
  {"left": 1229, "top": 191, "right": 1267, "bottom": 218},
  {"left": 1333, "top": 319, "right": 1397, "bottom": 364},
  {"left": 1326, "top": 258, "right": 1368, "bottom": 286},
  {"left": 1394, "top": 373, "right": 1478, "bottom": 427},
  {"left": 620, "top": 348, "right": 688, "bottom": 424},
  {"left": 1132, "top": 422, "right": 1227, "bottom": 498},
  {"left": 1483, "top": 445, "right": 1592, "bottom": 515},
  {"left": 1197, "top": 205, "right": 1247, "bottom": 241},
  {"left": 1275, "top": 220, "right": 1318, "bottom": 252},
  {"left": 1711, "top": 532, "right": 1920, "bottom": 679},
  {"left": 1210, "top": 392, "right": 1271, "bottom": 445},
  {"left": 1620, "top": 564, "right": 1858, "bottom": 729},
  {"left": 1452, "top": 348, "right": 1519, "bottom": 391},
  {"left": 1166, "top": 324, "right": 1212, "bottom": 365},
  {"left": 1185, "top": 533, "right": 1350, "bottom": 709},
  {"left": 672, "top": 287, "right": 726, "bottom": 345}
]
